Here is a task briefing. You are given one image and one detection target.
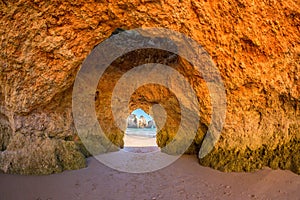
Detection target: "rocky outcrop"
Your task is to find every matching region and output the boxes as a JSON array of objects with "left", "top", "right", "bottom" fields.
[
  {"left": 0, "top": 86, "right": 86, "bottom": 174},
  {"left": 127, "top": 114, "right": 138, "bottom": 128},
  {"left": 146, "top": 120, "right": 155, "bottom": 129},
  {"left": 0, "top": 0, "right": 299, "bottom": 174},
  {"left": 126, "top": 113, "right": 153, "bottom": 129}
]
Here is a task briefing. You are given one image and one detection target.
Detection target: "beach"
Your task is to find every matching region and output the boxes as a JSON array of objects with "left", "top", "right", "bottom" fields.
[
  {"left": 123, "top": 133, "right": 157, "bottom": 147},
  {"left": 1, "top": 134, "right": 299, "bottom": 200},
  {"left": 0, "top": 153, "right": 299, "bottom": 200}
]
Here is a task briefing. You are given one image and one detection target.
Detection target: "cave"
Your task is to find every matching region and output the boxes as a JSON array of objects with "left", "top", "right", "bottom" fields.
[
  {"left": 0, "top": 1, "right": 299, "bottom": 175},
  {"left": 91, "top": 41, "right": 210, "bottom": 156}
]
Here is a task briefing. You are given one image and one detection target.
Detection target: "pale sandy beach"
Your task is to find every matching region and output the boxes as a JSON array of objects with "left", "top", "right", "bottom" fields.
[
  {"left": 0, "top": 154, "right": 299, "bottom": 200},
  {"left": 1, "top": 137, "right": 300, "bottom": 200},
  {"left": 123, "top": 134, "right": 158, "bottom": 147}
]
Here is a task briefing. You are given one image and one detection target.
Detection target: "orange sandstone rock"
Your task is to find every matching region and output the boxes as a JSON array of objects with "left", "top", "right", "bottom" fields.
[{"left": 0, "top": 0, "right": 299, "bottom": 174}]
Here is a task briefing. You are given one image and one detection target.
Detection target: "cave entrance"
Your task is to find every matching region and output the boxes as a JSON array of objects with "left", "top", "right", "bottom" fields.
[{"left": 123, "top": 108, "right": 159, "bottom": 153}]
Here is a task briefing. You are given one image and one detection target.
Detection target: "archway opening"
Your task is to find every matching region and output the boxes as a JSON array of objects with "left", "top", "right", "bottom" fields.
[
  {"left": 123, "top": 108, "right": 159, "bottom": 153},
  {"left": 94, "top": 47, "right": 211, "bottom": 155}
]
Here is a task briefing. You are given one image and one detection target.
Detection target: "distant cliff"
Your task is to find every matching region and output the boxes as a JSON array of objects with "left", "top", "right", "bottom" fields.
[{"left": 127, "top": 114, "right": 156, "bottom": 129}]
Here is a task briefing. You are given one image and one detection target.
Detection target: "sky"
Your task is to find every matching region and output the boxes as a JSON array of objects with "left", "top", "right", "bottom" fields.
[{"left": 131, "top": 108, "right": 153, "bottom": 121}]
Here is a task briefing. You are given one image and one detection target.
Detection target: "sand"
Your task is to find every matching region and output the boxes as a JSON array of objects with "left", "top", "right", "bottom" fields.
[
  {"left": 1, "top": 137, "right": 299, "bottom": 199},
  {"left": 0, "top": 153, "right": 299, "bottom": 200},
  {"left": 123, "top": 134, "right": 158, "bottom": 147}
]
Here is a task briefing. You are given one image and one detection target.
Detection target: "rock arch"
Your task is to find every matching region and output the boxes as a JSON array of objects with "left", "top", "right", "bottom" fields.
[{"left": 0, "top": 0, "right": 299, "bottom": 174}]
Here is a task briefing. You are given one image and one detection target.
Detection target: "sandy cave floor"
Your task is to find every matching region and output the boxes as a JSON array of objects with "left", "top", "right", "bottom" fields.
[
  {"left": 0, "top": 156, "right": 300, "bottom": 200},
  {"left": 0, "top": 136, "right": 299, "bottom": 200}
]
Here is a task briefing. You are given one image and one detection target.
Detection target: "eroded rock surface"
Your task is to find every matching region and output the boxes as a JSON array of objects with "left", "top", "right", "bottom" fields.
[{"left": 0, "top": 0, "right": 299, "bottom": 174}]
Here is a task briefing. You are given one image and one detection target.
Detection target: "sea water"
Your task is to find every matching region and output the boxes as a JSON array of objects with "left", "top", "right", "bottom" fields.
[{"left": 125, "top": 128, "right": 157, "bottom": 138}]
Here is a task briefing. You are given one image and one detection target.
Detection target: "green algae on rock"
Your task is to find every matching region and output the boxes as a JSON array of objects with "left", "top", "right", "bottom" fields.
[{"left": 199, "top": 138, "right": 300, "bottom": 174}]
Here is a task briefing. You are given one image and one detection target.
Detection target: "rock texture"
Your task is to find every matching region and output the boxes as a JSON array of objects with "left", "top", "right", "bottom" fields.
[{"left": 0, "top": 0, "right": 299, "bottom": 174}]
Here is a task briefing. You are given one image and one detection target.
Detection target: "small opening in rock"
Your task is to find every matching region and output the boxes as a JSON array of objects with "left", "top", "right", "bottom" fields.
[{"left": 123, "top": 108, "right": 159, "bottom": 153}]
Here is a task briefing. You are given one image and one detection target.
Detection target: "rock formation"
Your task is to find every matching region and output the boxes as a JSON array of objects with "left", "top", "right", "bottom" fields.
[
  {"left": 127, "top": 114, "right": 138, "bottom": 128},
  {"left": 0, "top": 0, "right": 299, "bottom": 174},
  {"left": 146, "top": 120, "right": 156, "bottom": 129},
  {"left": 138, "top": 116, "right": 147, "bottom": 128},
  {"left": 127, "top": 113, "right": 156, "bottom": 129}
]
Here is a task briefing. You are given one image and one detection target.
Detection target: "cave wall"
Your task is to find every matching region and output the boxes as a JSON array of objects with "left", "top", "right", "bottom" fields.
[{"left": 0, "top": 0, "right": 299, "bottom": 174}]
